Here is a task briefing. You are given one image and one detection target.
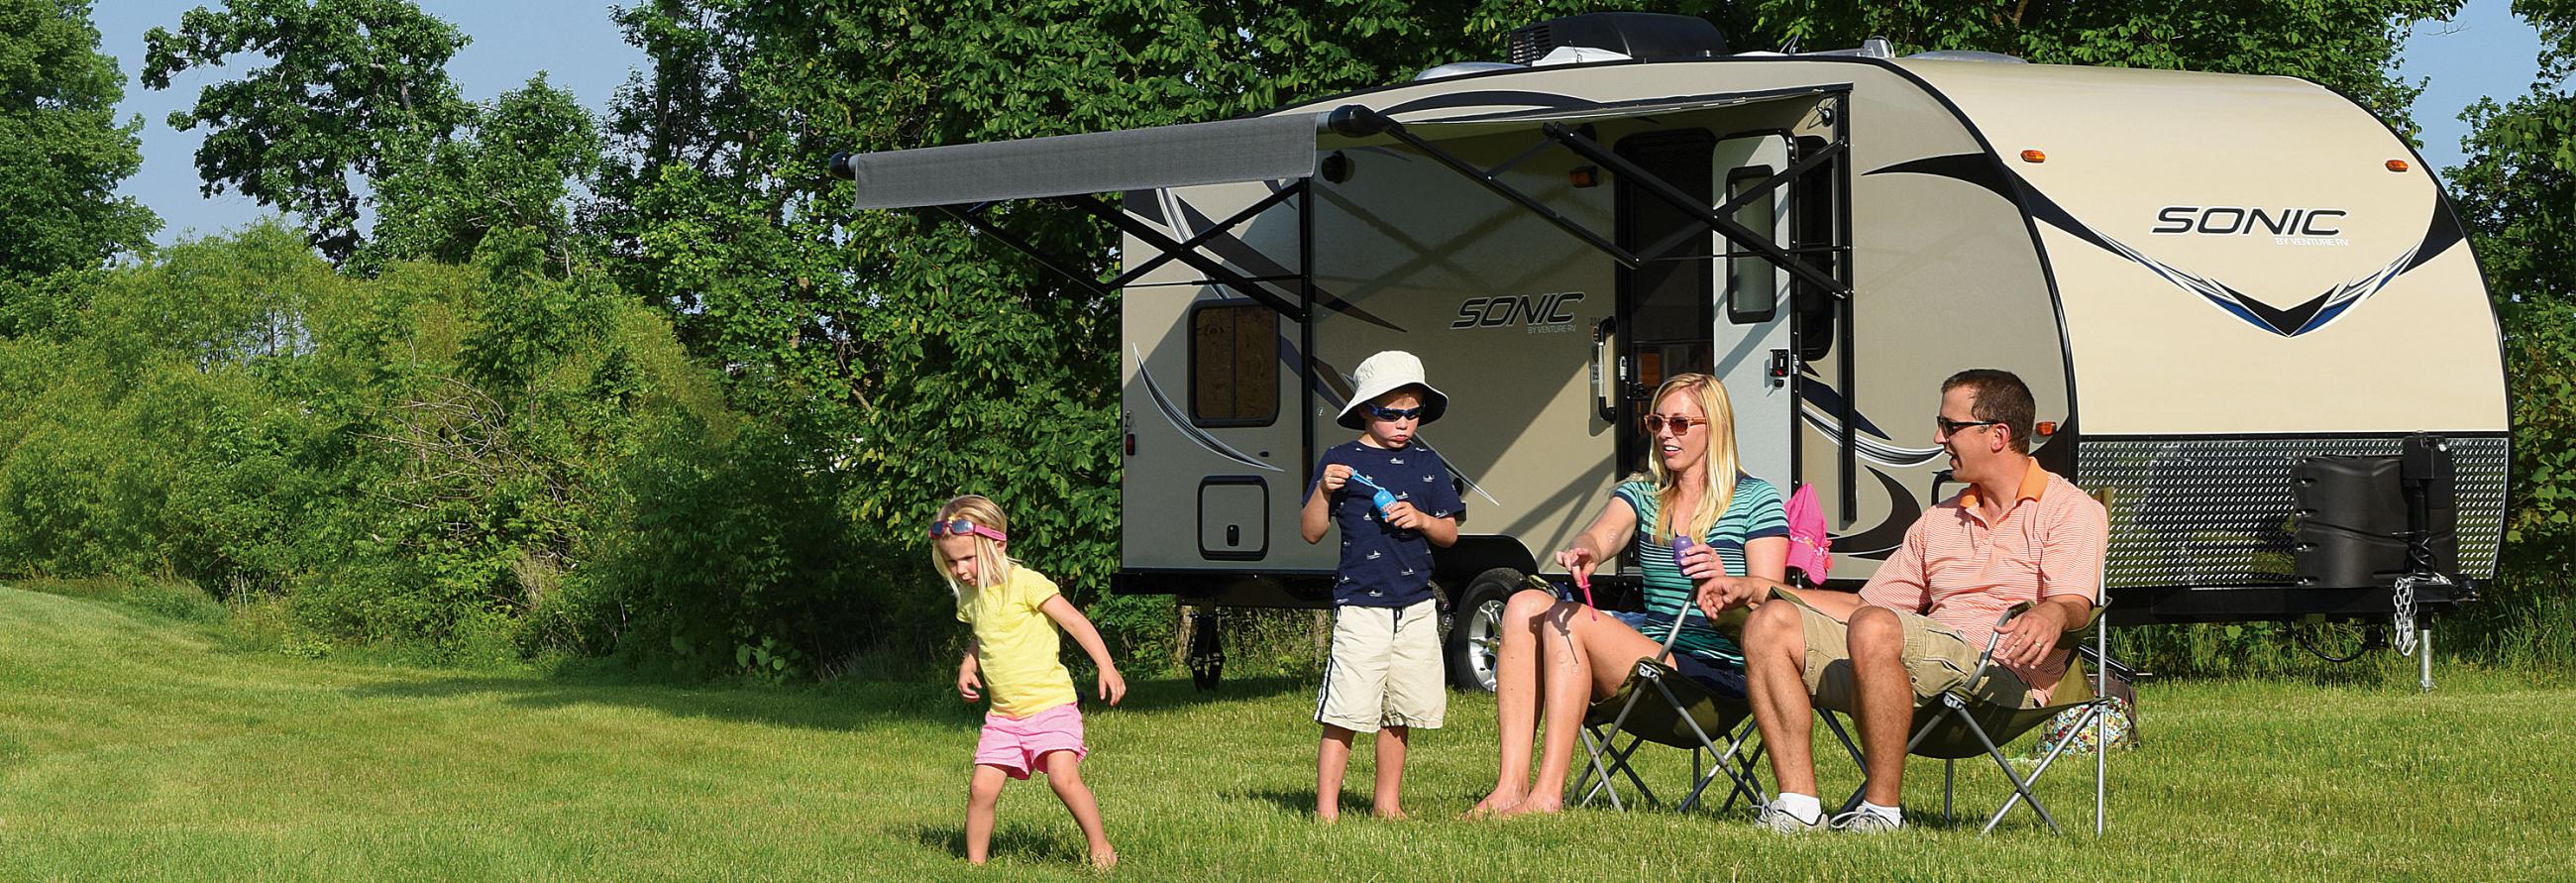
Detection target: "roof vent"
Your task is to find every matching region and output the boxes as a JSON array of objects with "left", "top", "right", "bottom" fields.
[
  {"left": 1507, "top": 12, "right": 1727, "bottom": 65},
  {"left": 1413, "top": 60, "right": 1526, "bottom": 81}
]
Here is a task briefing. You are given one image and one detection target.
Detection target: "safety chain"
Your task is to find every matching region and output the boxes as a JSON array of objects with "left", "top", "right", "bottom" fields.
[{"left": 2392, "top": 573, "right": 2448, "bottom": 657}]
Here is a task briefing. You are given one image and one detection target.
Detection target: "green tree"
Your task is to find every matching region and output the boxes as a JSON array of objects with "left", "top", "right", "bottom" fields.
[
  {"left": 0, "top": 0, "right": 160, "bottom": 329},
  {"left": 355, "top": 75, "right": 603, "bottom": 275},
  {"left": 2449, "top": 0, "right": 2576, "bottom": 653},
  {"left": 141, "top": 0, "right": 473, "bottom": 263}
]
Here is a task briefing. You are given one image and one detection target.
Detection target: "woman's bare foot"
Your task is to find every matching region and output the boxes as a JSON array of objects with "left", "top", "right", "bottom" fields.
[
  {"left": 1491, "top": 795, "right": 1563, "bottom": 818},
  {"left": 1466, "top": 789, "right": 1526, "bottom": 819},
  {"left": 1089, "top": 848, "right": 1118, "bottom": 871}
]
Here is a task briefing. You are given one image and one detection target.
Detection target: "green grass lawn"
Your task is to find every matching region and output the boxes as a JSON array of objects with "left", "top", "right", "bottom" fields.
[{"left": 5, "top": 585, "right": 2573, "bottom": 881}]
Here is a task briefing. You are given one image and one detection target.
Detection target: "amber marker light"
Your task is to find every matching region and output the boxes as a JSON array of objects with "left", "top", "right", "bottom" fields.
[
  {"left": 2386, "top": 159, "right": 2411, "bottom": 172},
  {"left": 2035, "top": 421, "right": 2059, "bottom": 437},
  {"left": 1568, "top": 166, "right": 1600, "bottom": 188},
  {"left": 2020, "top": 150, "right": 2046, "bottom": 164}
]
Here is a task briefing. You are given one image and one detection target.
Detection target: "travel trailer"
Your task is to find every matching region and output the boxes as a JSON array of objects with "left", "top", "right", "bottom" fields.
[{"left": 829, "top": 13, "right": 2509, "bottom": 689}]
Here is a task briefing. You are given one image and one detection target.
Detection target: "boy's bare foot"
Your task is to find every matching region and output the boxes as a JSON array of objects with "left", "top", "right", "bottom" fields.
[
  {"left": 1466, "top": 790, "right": 1525, "bottom": 819},
  {"left": 1492, "top": 795, "right": 1563, "bottom": 818},
  {"left": 1088, "top": 848, "right": 1118, "bottom": 871}
]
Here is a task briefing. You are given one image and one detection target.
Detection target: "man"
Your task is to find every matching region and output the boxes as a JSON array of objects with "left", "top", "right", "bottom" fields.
[{"left": 1698, "top": 369, "right": 2107, "bottom": 832}]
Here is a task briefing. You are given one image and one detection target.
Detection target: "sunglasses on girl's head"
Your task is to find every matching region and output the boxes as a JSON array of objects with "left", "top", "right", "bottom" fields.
[
  {"left": 1642, "top": 414, "right": 1704, "bottom": 434},
  {"left": 1367, "top": 405, "right": 1426, "bottom": 421},
  {"left": 928, "top": 519, "right": 1008, "bottom": 543}
]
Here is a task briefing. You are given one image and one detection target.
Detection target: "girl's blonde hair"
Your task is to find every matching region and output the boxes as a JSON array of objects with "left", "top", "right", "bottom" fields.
[
  {"left": 929, "top": 495, "right": 1016, "bottom": 600},
  {"left": 1640, "top": 373, "right": 1741, "bottom": 545}
]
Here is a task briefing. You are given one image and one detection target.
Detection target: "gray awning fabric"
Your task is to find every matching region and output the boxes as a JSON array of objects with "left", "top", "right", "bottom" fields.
[
  {"left": 845, "top": 113, "right": 1325, "bottom": 210},
  {"left": 838, "top": 85, "right": 1843, "bottom": 211}
]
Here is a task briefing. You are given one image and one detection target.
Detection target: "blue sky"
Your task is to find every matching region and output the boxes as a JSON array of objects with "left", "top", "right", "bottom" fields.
[{"left": 93, "top": 1, "right": 2551, "bottom": 247}]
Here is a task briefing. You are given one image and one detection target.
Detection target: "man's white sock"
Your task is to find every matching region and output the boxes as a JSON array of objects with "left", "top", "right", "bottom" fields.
[
  {"left": 1772, "top": 792, "right": 1823, "bottom": 823},
  {"left": 1859, "top": 800, "right": 1904, "bottom": 826}
]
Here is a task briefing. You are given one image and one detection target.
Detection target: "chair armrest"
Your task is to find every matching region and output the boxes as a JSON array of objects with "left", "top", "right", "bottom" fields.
[{"left": 1964, "top": 603, "right": 2034, "bottom": 690}]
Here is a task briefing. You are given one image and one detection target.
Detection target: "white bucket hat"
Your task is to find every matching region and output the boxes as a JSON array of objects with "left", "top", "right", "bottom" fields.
[{"left": 1338, "top": 350, "right": 1449, "bottom": 430}]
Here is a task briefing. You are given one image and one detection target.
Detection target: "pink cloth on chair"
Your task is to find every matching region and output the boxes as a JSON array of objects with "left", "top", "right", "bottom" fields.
[{"left": 1784, "top": 482, "right": 1831, "bottom": 586}]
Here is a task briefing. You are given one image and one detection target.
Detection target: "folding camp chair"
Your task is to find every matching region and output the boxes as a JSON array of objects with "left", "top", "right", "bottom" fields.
[
  {"left": 1818, "top": 487, "right": 2122, "bottom": 834},
  {"left": 1566, "top": 603, "right": 1767, "bottom": 815}
]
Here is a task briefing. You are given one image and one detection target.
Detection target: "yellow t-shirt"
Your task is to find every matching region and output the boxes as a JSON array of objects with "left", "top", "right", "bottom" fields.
[{"left": 957, "top": 566, "right": 1078, "bottom": 718}]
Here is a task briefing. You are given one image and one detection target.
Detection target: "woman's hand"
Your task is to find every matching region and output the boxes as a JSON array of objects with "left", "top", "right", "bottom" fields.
[
  {"left": 1676, "top": 543, "right": 1726, "bottom": 582},
  {"left": 1554, "top": 545, "right": 1598, "bottom": 584}
]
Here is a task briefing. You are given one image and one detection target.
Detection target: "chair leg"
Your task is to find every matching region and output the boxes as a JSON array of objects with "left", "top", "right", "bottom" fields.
[
  {"left": 1976, "top": 703, "right": 2109, "bottom": 835},
  {"left": 2097, "top": 617, "right": 2109, "bottom": 835},
  {"left": 1576, "top": 726, "right": 1627, "bottom": 811},
  {"left": 1943, "top": 759, "right": 1954, "bottom": 826}
]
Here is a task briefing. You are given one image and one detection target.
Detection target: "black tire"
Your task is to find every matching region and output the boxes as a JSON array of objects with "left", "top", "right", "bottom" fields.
[{"left": 1446, "top": 568, "right": 1531, "bottom": 692}]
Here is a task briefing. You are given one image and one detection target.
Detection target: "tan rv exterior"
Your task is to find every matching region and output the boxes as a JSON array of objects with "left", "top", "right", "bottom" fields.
[{"left": 830, "top": 46, "right": 2508, "bottom": 685}]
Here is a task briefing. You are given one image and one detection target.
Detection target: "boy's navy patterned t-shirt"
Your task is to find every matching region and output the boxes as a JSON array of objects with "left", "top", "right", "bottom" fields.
[{"left": 1309, "top": 440, "right": 1464, "bottom": 608}]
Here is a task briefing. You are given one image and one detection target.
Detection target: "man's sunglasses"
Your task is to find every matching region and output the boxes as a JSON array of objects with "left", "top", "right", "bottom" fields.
[
  {"left": 928, "top": 519, "right": 1009, "bottom": 543},
  {"left": 1366, "top": 405, "right": 1426, "bottom": 421},
  {"left": 1641, "top": 414, "right": 1705, "bottom": 434},
  {"left": 1935, "top": 416, "right": 2005, "bottom": 436}
]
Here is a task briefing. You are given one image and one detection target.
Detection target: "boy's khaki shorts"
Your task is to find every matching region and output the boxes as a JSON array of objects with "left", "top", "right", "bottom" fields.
[
  {"left": 1315, "top": 598, "right": 1446, "bottom": 732},
  {"left": 1783, "top": 596, "right": 2037, "bottom": 712}
]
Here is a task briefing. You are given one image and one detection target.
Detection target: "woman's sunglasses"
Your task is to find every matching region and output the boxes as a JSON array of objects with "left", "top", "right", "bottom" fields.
[
  {"left": 1641, "top": 414, "right": 1705, "bottom": 434},
  {"left": 928, "top": 518, "right": 1009, "bottom": 543},
  {"left": 1366, "top": 405, "right": 1426, "bottom": 421}
]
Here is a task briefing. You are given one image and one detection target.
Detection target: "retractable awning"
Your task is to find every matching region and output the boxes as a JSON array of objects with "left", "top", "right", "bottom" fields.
[
  {"left": 838, "top": 115, "right": 1327, "bottom": 210},
  {"left": 829, "top": 85, "right": 1843, "bottom": 210}
]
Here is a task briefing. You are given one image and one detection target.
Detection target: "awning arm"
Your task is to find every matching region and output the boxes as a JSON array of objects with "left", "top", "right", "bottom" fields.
[
  {"left": 1327, "top": 106, "right": 1642, "bottom": 267},
  {"left": 1102, "top": 184, "right": 1303, "bottom": 291},
  {"left": 1065, "top": 193, "right": 1309, "bottom": 321},
  {"left": 937, "top": 203, "right": 1113, "bottom": 299},
  {"left": 1540, "top": 121, "right": 1853, "bottom": 299},
  {"left": 1326, "top": 103, "right": 1854, "bottom": 300}
]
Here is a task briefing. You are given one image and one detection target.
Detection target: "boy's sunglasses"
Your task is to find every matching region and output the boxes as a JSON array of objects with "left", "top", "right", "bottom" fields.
[
  {"left": 928, "top": 519, "right": 1009, "bottom": 543},
  {"left": 1641, "top": 414, "right": 1704, "bottom": 434},
  {"left": 1367, "top": 405, "right": 1426, "bottom": 421},
  {"left": 1934, "top": 416, "right": 2005, "bottom": 436}
]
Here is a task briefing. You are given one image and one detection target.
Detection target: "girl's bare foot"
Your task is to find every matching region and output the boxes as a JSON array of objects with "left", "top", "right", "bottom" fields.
[
  {"left": 1088, "top": 848, "right": 1118, "bottom": 871},
  {"left": 1374, "top": 806, "right": 1409, "bottom": 821},
  {"left": 1316, "top": 807, "right": 1340, "bottom": 825},
  {"left": 1466, "top": 790, "right": 1525, "bottom": 819},
  {"left": 1492, "top": 795, "right": 1563, "bottom": 818}
]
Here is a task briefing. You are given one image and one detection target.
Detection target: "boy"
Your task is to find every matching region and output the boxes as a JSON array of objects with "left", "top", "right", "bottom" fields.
[{"left": 1299, "top": 350, "right": 1463, "bottom": 822}]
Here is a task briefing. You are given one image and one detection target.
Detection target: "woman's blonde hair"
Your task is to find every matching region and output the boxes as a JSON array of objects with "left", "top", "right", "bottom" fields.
[
  {"left": 929, "top": 495, "right": 1016, "bottom": 600},
  {"left": 1640, "top": 373, "right": 1741, "bottom": 545}
]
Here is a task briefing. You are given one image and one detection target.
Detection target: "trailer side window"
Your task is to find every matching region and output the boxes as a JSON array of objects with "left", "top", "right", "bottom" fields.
[
  {"left": 1725, "top": 165, "right": 1779, "bottom": 325},
  {"left": 1189, "top": 302, "right": 1278, "bottom": 426}
]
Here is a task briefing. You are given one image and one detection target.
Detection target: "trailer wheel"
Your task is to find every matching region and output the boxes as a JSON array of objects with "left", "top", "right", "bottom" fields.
[{"left": 1446, "top": 568, "right": 1528, "bottom": 692}]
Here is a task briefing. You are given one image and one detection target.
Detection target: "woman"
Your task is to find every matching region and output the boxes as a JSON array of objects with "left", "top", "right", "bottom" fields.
[{"left": 1469, "top": 373, "right": 1789, "bottom": 818}]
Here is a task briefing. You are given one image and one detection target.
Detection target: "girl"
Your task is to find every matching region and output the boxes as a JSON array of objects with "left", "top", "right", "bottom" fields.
[
  {"left": 1469, "top": 373, "right": 1789, "bottom": 818},
  {"left": 935, "top": 495, "right": 1124, "bottom": 869}
]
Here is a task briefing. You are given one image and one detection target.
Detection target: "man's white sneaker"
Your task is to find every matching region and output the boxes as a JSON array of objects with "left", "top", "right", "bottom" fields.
[
  {"left": 1754, "top": 802, "right": 1825, "bottom": 833},
  {"left": 1828, "top": 809, "right": 1903, "bottom": 832}
]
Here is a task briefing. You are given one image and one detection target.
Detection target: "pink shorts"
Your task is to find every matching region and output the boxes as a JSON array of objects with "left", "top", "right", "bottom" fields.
[{"left": 973, "top": 704, "right": 1088, "bottom": 780}]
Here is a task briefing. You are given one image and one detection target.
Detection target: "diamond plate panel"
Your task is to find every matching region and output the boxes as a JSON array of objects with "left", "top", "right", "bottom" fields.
[{"left": 2079, "top": 436, "right": 2506, "bottom": 589}]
